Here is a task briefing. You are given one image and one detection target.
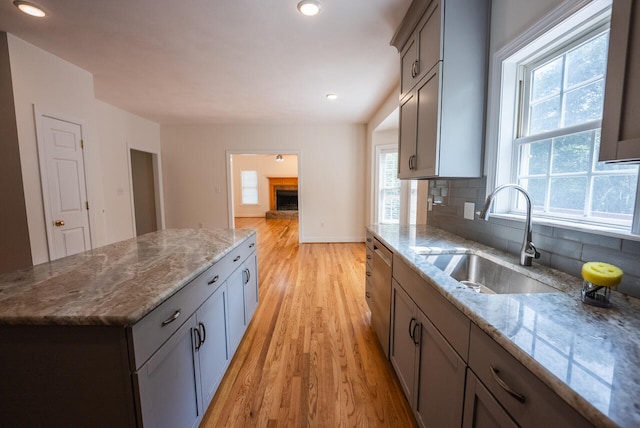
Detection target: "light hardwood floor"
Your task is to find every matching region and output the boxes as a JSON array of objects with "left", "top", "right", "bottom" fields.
[{"left": 201, "top": 218, "right": 416, "bottom": 427}]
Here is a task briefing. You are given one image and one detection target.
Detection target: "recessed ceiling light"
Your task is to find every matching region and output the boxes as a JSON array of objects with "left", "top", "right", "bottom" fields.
[
  {"left": 297, "top": 0, "right": 321, "bottom": 16},
  {"left": 14, "top": 1, "right": 46, "bottom": 17},
  {"left": 326, "top": 93, "right": 338, "bottom": 100}
]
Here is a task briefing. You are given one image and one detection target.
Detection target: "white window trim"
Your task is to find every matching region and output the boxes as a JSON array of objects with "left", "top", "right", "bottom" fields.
[{"left": 484, "top": 0, "right": 640, "bottom": 239}]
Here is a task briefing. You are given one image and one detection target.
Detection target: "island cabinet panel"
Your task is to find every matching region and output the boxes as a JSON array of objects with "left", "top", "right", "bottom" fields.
[
  {"left": 0, "top": 324, "right": 136, "bottom": 427},
  {"left": 197, "top": 282, "right": 230, "bottom": 406},
  {"left": 243, "top": 253, "right": 259, "bottom": 324},
  {"left": 0, "top": 231, "right": 258, "bottom": 428},
  {"left": 135, "top": 313, "right": 202, "bottom": 428}
]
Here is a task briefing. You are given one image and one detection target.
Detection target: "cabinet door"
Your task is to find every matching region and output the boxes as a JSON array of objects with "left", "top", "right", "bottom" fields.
[
  {"left": 243, "top": 253, "right": 259, "bottom": 325},
  {"left": 414, "top": 310, "right": 466, "bottom": 428},
  {"left": 463, "top": 371, "right": 518, "bottom": 428},
  {"left": 401, "top": 37, "right": 419, "bottom": 97},
  {"left": 135, "top": 314, "right": 202, "bottom": 428},
  {"left": 416, "top": 0, "right": 441, "bottom": 77},
  {"left": 227, "top": 265, "right": 246, "bottom": 355},
  {"left": 197, "top": 283, "right": 229, "bottom": 407},
  {"left": 390, "top": 280, "right": 418, "bottom": 403},
  {"left": 399, "top": 91, "right": 418, "bottom": 179},
  {"left": 415, "top": 66, "right": 440, "bottom": 177},
  {"left": 600, "top": 0, "right": 640, "bottom": 162}
]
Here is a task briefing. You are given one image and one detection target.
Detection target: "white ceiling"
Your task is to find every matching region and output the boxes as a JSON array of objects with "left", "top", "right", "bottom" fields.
[{"left": 0, "top": 0, "right": 412, "bottom": 125}]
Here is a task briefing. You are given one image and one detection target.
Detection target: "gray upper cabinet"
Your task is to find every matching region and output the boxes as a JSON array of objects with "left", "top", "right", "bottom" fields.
[
  {"left": 392, "top": 0, "right": 490, "bottom": 179},
  {"left": 400, "top": 0, "right": 441, "bottom": 98},
  {"left": 600, "top": 0, "right": 640, "bottom": 162}
]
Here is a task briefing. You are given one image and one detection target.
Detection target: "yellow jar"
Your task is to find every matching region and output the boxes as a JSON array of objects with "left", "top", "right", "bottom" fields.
[{"left": 581, "top": 262, "right": 623, "bottom": 308}]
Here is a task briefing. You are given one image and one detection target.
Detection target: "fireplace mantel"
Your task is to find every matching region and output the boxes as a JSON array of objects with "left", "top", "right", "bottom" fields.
[{"left": 267, "top": 177, "right": 298, "bottom": 210}]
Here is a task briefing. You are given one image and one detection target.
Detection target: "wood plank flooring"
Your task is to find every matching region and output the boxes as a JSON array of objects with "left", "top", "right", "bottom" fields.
[{"left": 201, "top": 218, "right": 416, "bottom": 427}]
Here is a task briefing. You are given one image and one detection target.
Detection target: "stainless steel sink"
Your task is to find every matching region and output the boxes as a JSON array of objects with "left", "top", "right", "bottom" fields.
[{"left": 421, "top": 253, "right": 557, "bottom": 294}]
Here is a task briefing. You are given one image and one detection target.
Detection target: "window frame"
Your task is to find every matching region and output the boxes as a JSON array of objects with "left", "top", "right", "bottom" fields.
[
  {"left": 376, "top": 144, "right": 402, "bottom": 224},
  {"left": 240, "top": 170, "right": 259, "bottom": 205},
  {"left": 485, "top": 0, "right": 640, "bottom": 236}
]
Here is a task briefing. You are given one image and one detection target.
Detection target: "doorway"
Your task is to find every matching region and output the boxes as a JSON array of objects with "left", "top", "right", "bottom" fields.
[
  {"left": 227, "top": 152, "right": 301, "bottom": 240},
  {"left": 130, "top": 148, "right": 163, "bottom": 236}
]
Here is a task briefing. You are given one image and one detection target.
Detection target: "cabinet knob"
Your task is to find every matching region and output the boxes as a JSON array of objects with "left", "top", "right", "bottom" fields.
[{"left": 365, "top": 291, "right": 371, "bottom": 298}]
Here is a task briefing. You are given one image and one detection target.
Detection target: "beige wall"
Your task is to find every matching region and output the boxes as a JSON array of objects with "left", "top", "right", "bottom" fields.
[
  {"left": 490, "top": 0, "right": 565, "bottom": 52},
  {"left": 94, "top": 100, "right": 161, "bottom": 244},
  {"left": 231, "top": 154, "right": 298, "bottom": 218},
  {"left": 0, "top": 33, "right": 31, "bottom": 273},
  {"left": 161, "top": 124, "right": 366, "bottom": 242},
  {"left": 7, "top": 34, "right": 161, "bottom": 264}
]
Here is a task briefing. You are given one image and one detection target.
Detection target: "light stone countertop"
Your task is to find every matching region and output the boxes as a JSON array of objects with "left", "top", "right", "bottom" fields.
[
  {"left": 0, "top": 228, "right": 255, "bottom": 326},
  {"left": 368, "top": 223, "right": 640, "bottom": 428}
]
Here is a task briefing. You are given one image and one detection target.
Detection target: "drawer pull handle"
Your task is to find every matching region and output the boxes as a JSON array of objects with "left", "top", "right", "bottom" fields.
[
  {"left": 193, "top": 326, "right": 202, "bottom": 350},
  {"left": 490, "top": 365, "right": 526, "bottom": 403},
  {"left": 249, "top": 242, "right": 255, "bottom": 248},
  {"left": 161, "top": 310, "right": 181, "bottom": 326},
  {"left": 233, "top": 255, "right": 241, "bottom": 262},
  {"left": 207, "top": 275, "right": 219, "bottom": 285},
  {"left": 199, "top": 322, "right": 206, "bottom": 345},
  {"left": 366, "top": 271, "right": 372, "bottom": 277},
  {"left": 366, "top": 255, "right": 372, "bottom": 260},
  {"left": 366, "top": 237, "right": 372, "bottom": 243},
  {"left": 365, "top": 291, "right": 371, "bottom": 298}
]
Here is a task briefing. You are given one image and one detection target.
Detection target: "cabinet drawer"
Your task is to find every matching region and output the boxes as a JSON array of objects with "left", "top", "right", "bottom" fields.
[
  {"left": 225, "top": 235, "right": 257, "bottom": 274},
  {"left": 129, "top": 260, "right": 227, "bottom": 370},
  {"left": 468, "top": 324, "right": 591, "bottom": 427},
  {"left": 393, "top": 256, "right": 469, "bottom": 359},
  {"left": 365, "top": 231, "right": 374, "bottom": 250},
  {"left": 366, "top": 246, "right": 373, "bottom": 269}
]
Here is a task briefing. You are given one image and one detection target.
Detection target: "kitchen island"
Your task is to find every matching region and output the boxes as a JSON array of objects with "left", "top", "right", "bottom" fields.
[
  {"left": 369, "top": 224, "right": 640, "bottom": 427},
  {"left": 0, "top": 228, "right": 258, "bottom": 427}
]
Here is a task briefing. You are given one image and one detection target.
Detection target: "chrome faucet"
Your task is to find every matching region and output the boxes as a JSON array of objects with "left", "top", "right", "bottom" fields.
[{"left": 478, "top": 184, "right": 540, "bottom": 266}]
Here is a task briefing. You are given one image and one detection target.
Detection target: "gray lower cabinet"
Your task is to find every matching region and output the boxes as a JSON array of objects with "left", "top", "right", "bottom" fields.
[
  {"left": 134, "top": 245, "right": 258, "bottom": 427},
  {"left": 466, "top": 324, "right": 591, "bottom": 428},
  {"left": 135, "top": 313, "right": 202, "bottom": 428},
  {"left": 463, "top": 370, "right": 518, "bottom": 428},
  {"left": 197, "top": 283, "right": 230, "bottom": 406},
  {"left": 227, "top": 263, "right": 248, "bottom": 354},
  {"left": 243, "top": 253, "right": 259, "bottom": 324},
  {"left": 390, "top": 279, "right": 467, "bottom": 428}
]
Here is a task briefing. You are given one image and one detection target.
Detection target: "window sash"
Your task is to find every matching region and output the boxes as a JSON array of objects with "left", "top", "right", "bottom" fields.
[{"left": 240, "top": 170, "right": 258, "bottom": 205}]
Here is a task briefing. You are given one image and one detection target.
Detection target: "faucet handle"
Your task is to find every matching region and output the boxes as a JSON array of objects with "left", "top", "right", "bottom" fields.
[{"left": 528, "top": 242, "right": 541, "bottom": 259}]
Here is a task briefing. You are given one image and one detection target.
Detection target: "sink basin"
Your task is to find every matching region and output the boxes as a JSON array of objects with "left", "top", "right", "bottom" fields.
[{"left": 421, "top": 253, "right": 557, "bottom": 294}]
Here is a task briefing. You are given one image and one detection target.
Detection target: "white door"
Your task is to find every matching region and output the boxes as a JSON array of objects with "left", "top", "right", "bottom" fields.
[{"left": 38, "top": 115, "right": 92, "bottom": 260}]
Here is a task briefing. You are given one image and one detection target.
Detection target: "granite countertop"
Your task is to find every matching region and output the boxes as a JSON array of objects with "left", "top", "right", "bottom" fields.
[
  {"left": 368, "top": 224, "right": 640, "bottom": 428},
  {"left": 0, "top": 228, "right": 255, "bottom": 326}
]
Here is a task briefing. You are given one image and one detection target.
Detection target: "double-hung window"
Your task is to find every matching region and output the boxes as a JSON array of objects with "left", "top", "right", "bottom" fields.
[
  {"left": 240, "top": 170, "right": 258, "bottom": 205},
  {"left": 495, "top": 0, "right": 639, "bottom": 230},
  {"left": 377, "top": 146, "right": 401, "bottom": 224}
]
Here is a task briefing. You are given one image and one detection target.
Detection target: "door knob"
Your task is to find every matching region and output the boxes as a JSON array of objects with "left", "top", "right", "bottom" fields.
[{"left": 54, "top": 220, "right": 65, "bottom": 227}]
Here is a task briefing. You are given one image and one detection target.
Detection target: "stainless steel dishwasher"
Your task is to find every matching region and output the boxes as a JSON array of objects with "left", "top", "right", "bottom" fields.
[{"left": 366, "top": 237, "right": 393, "bottom": 358}]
